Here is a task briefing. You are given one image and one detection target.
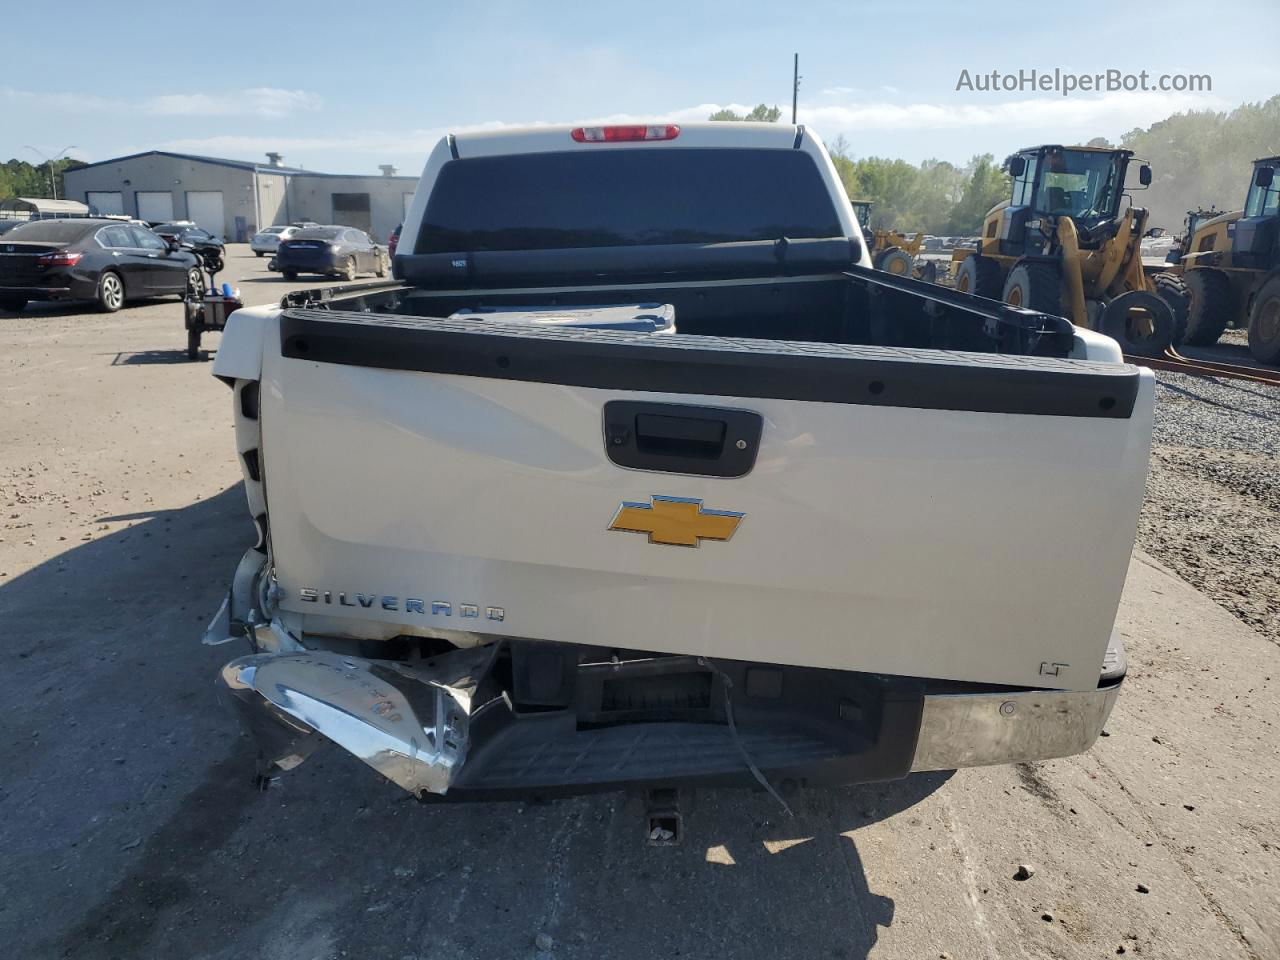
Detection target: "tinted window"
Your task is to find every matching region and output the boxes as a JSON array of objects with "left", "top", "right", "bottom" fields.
[
  {"left": 99, "top": 225, "right": 136, "bottom": 248},
  {"left": 7, "top": 220, "right": 97, "bottom": 242},
  {"left": 415, "top": 149, "right": 842, "bottom": 253},
  {"left": 132, "top": 227, "right": 168, "bottom": 250},
  {"left": 296, "top": 227, "right": 342, "bottom": 240}
]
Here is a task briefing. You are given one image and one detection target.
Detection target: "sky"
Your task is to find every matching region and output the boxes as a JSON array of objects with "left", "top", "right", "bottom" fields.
[{"left": 4, "top": 0, "right": 1277, "bottom": 176}]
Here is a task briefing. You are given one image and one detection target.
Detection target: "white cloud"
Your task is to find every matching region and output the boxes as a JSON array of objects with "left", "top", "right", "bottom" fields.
[
  {"left": 796, "top": 90, "right": 1226, "bottom": 135},
  {"left": 1, "top": 86, "right": 115, "bottom": 112},
  {"left": 144, "top": 89, "right": 1231, "bottom": 171},
  {"left": 145, "top": 88, "right": 323, "bottom": 118},
  {"left": 2, "top": 85, "right": 322, "bottom": 119}
]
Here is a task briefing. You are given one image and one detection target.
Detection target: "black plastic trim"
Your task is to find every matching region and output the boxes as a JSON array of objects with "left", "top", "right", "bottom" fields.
[
  {"left": 604, "top": 401, "right": 763, "bottom": 477},
  {"left": 279, "top": 308, "right": 1141, "bottom": 418}
]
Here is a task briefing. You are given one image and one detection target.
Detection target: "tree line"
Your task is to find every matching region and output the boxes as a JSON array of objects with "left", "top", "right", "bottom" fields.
[
  {"left": 1117, "top": 94, "right": 1280, "bottom": 232},
  {"left": 0, "top": 157, "right": 88, "bottom": 204},
  {"left": 711, "top": 95, "right": 1280, "bottom": 235},
  {"left": 709, "top": 103, "right": 1010, "bottom": 236}
]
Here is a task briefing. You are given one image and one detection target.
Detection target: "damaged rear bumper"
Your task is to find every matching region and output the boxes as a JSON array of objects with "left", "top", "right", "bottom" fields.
[{"left": 217, "top": 636, "right": 1123, "bottom": 799}]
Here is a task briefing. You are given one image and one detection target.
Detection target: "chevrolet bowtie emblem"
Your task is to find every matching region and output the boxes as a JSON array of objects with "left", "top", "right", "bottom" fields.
[{"left": 608, "top": 496, "right": 744, "bottom": 547}]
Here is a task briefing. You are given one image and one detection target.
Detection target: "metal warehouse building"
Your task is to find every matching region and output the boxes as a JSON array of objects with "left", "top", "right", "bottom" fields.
[{"left": 62, "top": 151, "right": 416, "bottom": 243}]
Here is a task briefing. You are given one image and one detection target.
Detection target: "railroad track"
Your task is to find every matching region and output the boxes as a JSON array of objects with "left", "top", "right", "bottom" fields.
[{"left": 1126, "top": 347, "right": 1280, "bottom": 387}]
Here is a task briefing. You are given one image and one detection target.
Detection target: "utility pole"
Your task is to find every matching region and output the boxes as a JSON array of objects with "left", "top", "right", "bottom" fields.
[
  {"left": 792, "top": 53, "right": 801, "bottom": 124},
  {"left": 24, "top": 145, "right": 78, "bottom": 201}
]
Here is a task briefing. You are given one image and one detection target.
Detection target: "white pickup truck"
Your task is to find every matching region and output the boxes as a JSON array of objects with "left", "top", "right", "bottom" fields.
[{"left": 206, "top": 122, "right": 1150, "bottom": 804}]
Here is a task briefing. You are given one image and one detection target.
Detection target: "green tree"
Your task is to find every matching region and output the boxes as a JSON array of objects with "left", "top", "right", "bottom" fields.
[
  {"left": 1118, "top": 95, "right": 1280, "bottom": 231},
  {"left": 708, "top": 104, "right": 782, "bottom": 122},
  {"left": 0, "top": 157, "right": 87, "bottom": 201},
  {"left": 944, "top": 155, "right": 1009, "bottom": 234}
]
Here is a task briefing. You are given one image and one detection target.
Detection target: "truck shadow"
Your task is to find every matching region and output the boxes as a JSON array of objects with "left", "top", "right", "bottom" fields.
[
  {"left": 106, "top": 349, "right": 215, "bottom": 366},
  {"left": 3, "top": 484, "right": 948, "bottom": 960}
]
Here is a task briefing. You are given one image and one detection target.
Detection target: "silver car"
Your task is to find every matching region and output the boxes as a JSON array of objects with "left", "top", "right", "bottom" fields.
[{"left": 249, "top": 225, "right": 302, "bottom": 257}]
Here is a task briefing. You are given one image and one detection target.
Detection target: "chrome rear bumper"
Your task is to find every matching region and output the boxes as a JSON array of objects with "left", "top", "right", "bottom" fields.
[
  {"left": 911, "top": 681, "right": 1120, "bottom": 772},
  {"left": 217, "top": 636, "right": 1124, "bottom": 797}
]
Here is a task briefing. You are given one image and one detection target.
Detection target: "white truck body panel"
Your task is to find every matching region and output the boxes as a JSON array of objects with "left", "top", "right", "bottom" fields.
[{"left": 255, "top": 312, "right": 1153, "bottom": 692}]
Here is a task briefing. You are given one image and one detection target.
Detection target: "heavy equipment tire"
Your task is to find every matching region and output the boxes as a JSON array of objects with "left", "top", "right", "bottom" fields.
[
  {"left": 1001, "top": 261, "right": 1062, "bottom": 315},
  {"left": 282, "top": 269, "right": 298, "bottom": 282},
  {"left": 97, "top": 270, "right": 125, "bottom": 312},
  {"left": 1100, "top": 290, "right": 1175, "bottom": 357},
  {"left": 0, "top": 296, "right": 27, "bottom": 312},
  {"left": 1247, "top": 275, "right": 1280, "bottom": 365},
  {"left": 1152, "top": 271, "right": 1191, "bottom": 345},
  {"left": 342, "top": 256, "right": 357, "bottom": 282},
  {"left": 1183, "top": 269, "right": 1232, "bottom": 345},
  {"left": 954, "top": 255, "right": 1002, "bottom": 299},
  {"left": 186, "top": 328, "right": 202, "bottom": 361},
  {"left": 876, "top": 247, "right": 914, "bottom": 276}
]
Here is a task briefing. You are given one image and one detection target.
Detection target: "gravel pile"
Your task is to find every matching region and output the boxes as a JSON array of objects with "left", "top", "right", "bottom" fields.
[{"left": 1139, "top": 367, "right": 1280, "bottom": 643}]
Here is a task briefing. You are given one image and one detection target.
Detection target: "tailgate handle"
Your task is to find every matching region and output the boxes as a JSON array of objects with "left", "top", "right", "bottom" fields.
[{"left": 603, "top": 401, "right": 762, "bottom": 478}]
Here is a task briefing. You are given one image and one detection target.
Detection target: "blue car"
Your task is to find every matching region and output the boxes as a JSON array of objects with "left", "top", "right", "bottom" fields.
[{"left": 274, "top": 225, "right": 388, "bottom": 281}]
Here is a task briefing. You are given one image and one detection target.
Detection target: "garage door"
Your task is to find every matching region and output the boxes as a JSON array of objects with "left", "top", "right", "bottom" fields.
[
  {"left": 186, "top": 191, "right": 225, "bottom": 236},
  {"left": 136, "top": 191, "right": 174, "bottom": 224},
  {"left": 86, "top": 192, "right": 123, "bottom": 216},
  {"left": 332, "top": 193, "right": 372, "bottom": 233}
]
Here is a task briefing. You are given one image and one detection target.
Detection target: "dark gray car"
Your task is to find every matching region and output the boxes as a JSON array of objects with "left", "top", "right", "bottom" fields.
[{"left": 274, "top": 226, "right": 388, "bottom": 281}]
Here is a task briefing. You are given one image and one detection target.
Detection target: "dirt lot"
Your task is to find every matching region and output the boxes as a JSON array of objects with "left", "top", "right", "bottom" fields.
[{"left": 1, "top": 251, "right": 1277, "bottom": 959}]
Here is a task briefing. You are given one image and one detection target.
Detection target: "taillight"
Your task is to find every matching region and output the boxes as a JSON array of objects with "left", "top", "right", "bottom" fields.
[
  {"left": 36, "top": 251, "right": 83, "bottom": 267},
  {"left": 571, "top": 124, "right": 680, "bottom": 143}
]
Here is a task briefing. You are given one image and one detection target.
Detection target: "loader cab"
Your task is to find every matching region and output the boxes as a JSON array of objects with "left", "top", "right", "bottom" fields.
[
  {"left": 850, "top": 200, "right": 873, "bottom": 235},
  {"left": 996, "top": 146, "right": 1142, "bottom": 256},
  {"left": 1234, "top": 158, "right": 1280, "bottom": 270}
]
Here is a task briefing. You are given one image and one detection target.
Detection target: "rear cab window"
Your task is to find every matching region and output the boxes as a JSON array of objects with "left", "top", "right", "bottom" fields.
[
  {"left": 415, "top": 149, "right": 842, "bottom": 254},
  {"left": 8, "top": 220, "right": 97, "bottom": 243},
  {"left": 295, "top": 228, "right": 342, "bottom": 241}
]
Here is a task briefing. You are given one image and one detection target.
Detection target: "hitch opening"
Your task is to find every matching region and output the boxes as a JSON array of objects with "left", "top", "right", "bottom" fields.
[{"left": 645, "top": 788, "right": 683, "bottom": 846}]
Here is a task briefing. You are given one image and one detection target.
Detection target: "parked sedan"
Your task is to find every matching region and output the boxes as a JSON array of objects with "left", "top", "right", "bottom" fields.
[
  {"left": 274, "top": 225, "right": 388, "bottom": 281},
  {"left": 249, "top": 225, "right": 302, "bottom": 257},
  {"left": 0, "top": 218, "right": 201, "bottom": 313}
]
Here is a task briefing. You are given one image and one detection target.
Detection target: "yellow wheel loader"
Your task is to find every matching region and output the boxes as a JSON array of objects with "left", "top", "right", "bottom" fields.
[
  {"left": 850, "top": 200, "right": 932, "bottom": 280},
  {"left": 950, "top": 145, "right": 1175, "bottom": 356},
  {"left": 1151, "top": 158, "right": 1280, "bottom": 363}
]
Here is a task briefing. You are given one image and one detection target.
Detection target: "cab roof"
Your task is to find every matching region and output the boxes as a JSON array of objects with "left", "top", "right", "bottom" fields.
[
  {"left": 1014, "top": 144, "right": 1134, "bottom": 157},
  {"left": 451, "top": 122, "right": 805, "bottom": 159}
]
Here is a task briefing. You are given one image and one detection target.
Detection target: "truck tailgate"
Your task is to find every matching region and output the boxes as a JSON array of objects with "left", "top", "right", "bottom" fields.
[{"left": 256, "top": 309, "right": 1153, "bottom": 692}]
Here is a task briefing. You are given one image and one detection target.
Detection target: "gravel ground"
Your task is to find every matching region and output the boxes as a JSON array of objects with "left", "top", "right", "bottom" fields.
[{"left": 1140, "top": 335, "right": 1280, "bottom": 644}]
